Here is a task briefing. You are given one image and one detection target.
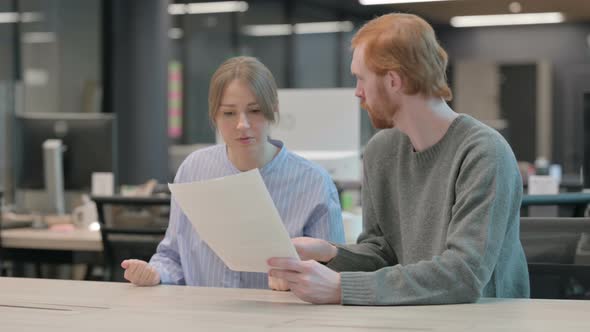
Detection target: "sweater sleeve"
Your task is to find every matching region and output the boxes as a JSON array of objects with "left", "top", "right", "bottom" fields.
[
  {"left": 327, "top": 157, "right": 398, "bottom": 272},
  {"left": 336, "top": 135, "right": 523, "bottom": 305}
]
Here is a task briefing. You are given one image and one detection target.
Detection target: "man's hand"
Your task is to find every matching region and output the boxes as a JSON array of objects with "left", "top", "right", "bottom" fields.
[
  {"left": 121, "top": 259, "right": 161, "bottom": 286},
  {"left": 267, "top": 258, "right": 341, "bottom": 304},
  {"left": 292, "top": 237, "right": 338, "bottom": 262},
  {"left": 268, "top": 275, "right": 290, "bottom": 291}
]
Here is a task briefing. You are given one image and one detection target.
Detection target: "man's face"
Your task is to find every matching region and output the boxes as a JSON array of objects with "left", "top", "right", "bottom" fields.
[{"left": 351, "top": 44, "right": 395, "bottom": 129}]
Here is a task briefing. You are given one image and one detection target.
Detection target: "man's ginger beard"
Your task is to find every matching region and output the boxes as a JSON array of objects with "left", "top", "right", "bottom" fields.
[{"left": 361, "top": 96, "right": 398, "bottom": 129}]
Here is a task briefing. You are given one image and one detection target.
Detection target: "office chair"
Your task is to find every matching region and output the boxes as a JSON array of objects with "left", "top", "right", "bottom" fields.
[
  {"left": 520, "top": 217, "right": 590, "bottom": 299},
  {"left": 93, "top": 196, "right": 170, "bottom": 282}
]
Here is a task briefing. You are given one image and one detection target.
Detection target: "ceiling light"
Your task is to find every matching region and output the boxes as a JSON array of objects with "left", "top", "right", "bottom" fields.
[
  {"left": 360, "top": 0, "right": 452, "bottom": 5},
  {"left": 0, "top": 12, "right": 42, "bottom": 24},
  {"left": 242, "top": 21, "right": 354, "bottom": 37},
  {"left": 242, "top": 24, "right": 292, "bottom": 36},
  {"left": 168, "top": 4, "right": 187, "bottom": 15},
  {"left": 294, "top": 21, "right": 354, "bottom": 34},
  {"left": 168, "top": 1, "right": 248, "bottom": 15},
  {"left": 450, "top": 12, "right": 564, "bottom": 27},
  {"left": 0, "top": 12, "right": 19, "bottom": 23}
]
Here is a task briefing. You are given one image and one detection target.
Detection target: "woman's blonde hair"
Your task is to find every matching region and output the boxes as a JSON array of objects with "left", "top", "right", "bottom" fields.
[
  {"left": 208, "top": 56, "right": 278, "bottom": 125},
  {"left": 352, "top": 13, "right": 452, "bottom": 101}
]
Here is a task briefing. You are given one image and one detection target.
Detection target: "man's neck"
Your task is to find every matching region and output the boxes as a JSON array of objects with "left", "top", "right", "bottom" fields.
[{"left": 394, "top": 96, "right": 458, "bottom": 152}]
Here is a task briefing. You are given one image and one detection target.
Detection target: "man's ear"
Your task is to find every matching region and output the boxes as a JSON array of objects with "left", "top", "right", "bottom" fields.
[{"left": 386, "top": 70, "right": 403, "bottom": 93}]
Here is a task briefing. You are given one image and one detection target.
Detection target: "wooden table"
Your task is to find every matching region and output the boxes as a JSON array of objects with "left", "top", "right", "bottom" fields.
[{"left": 1, "top": 277, "right": 590, "bottom": 332}]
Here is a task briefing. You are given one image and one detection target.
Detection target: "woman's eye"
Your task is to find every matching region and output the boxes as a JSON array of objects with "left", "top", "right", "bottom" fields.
[
  {"left": 250, "top": 109, "right": 261, "bottom": 113},
  {"left": 223, "top": 111, "right": 234, "bottom": 116}
]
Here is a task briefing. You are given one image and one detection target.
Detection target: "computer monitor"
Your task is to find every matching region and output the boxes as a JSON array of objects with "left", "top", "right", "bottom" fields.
[{"left": 13, "top": 112, "right": 116, "bottom": 213}]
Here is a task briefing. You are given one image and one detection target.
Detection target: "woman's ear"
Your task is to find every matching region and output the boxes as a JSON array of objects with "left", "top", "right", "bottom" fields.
[
  {"left": 272, "top": 102, "right": 280, "bottom": 124},
  {"left": 210, "top": 111, "right": 219, "bottom": 129}
]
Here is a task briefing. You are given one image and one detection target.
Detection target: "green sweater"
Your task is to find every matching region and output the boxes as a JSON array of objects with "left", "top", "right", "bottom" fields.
[{"left": 327, "top": 115, "right": 530, "bottom": 305}]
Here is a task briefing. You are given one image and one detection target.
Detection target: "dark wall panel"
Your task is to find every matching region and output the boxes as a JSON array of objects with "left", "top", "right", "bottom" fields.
[{"left": 438, "top": 23, "right": 590, "bottom": 172}]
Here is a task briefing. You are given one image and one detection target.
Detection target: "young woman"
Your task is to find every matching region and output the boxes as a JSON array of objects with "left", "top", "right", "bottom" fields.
[{"left": 121, "top": 56, "right": 345, "bottom": 289}]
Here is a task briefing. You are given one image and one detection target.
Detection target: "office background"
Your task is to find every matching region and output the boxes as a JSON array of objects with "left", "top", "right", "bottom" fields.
[{"left": 1, "top": 0, "right": 590, "bottom": 192}]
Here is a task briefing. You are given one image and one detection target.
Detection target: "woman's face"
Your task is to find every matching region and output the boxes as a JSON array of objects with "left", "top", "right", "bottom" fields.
[{"left": 215, "top": 79, "right": 272, "bottom": 153}]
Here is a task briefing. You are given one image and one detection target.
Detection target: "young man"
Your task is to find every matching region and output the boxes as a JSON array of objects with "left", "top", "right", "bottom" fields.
[{"left": 268, "top": 13, "right": 530, "bottom": 305}]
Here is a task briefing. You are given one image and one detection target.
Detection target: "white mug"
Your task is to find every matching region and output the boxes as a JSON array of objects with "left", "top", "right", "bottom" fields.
[{"left": 72, "top": 195, "right": 98, "bottom": 228}]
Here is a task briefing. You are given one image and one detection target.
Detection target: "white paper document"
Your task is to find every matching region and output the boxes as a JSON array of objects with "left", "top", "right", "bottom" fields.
[{"left": 168, "top": 169, "right": 299, "bottom": 272}]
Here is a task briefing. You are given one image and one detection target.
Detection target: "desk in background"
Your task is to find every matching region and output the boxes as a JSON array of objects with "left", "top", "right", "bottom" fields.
[
  {"left": 522, "top": 192, "right": 590, "bottom": 217},
  {"left": 1, "top": 227, "right": 101, "bottom": 251},
  {"left": 0, "top": 228, "right": 102, "bottom": 278},
  {"left": 1, "top": 195, "right": 171, "bottom": 280},
  {"left": 1, "top": 277, "right": 590, "bottom": 331}
]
